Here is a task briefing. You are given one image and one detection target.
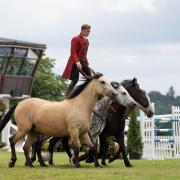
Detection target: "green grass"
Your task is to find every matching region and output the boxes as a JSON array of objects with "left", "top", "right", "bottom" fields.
[{"left": 0, "top": 151, "right": 180, "bottom": 180}]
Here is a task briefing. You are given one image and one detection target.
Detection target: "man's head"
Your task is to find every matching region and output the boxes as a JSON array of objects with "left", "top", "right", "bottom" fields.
[{"left": 81, "top": 24, "right": 91, "bottom": 37}]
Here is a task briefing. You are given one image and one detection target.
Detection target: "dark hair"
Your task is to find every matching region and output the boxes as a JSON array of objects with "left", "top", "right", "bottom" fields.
[{"left": 81, "top": 24, "right": 91, "bottom": 31}]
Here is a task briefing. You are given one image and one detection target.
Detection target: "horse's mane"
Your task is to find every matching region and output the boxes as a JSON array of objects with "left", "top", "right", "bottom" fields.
[
  {"left": 67, "top": 73, "right": 103, "bottom": 99},
  {"left": 121, "top": 79, "right": 135, "bottom": 86},
  {"left": 121, "top": 79, "right": 129, "bottom": 84}
]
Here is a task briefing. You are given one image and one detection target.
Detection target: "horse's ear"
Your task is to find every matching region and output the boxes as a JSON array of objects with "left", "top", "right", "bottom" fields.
[
  {"left": 111, "top": 81, "right": 120, "bottom": 89},
  {"left": 93, "top": 72, "right": 103, "bottom": 79},
  {"left": 133, "top": 77, "right": 137, "bottom": 84}
]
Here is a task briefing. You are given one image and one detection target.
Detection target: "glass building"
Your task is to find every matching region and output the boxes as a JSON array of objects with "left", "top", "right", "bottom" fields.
[{"left": 0, "top": 37, "right": 46, "bottom": 97}]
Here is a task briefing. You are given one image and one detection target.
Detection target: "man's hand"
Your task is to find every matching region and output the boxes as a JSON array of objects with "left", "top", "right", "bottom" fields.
[{"left": 76, "top": 62, "right": 82, "bottom": 70}]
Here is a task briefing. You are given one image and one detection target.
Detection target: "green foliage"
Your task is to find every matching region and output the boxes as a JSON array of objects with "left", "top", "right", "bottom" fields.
[
  {"left": 31, "top": 57, "right": 67, "bottom": 101},
  {"left": 148, "top": 86, "right": 180, "bottom": 114},
  {"left": 127, "top": 111, "right": 143, "bottom": 159}
]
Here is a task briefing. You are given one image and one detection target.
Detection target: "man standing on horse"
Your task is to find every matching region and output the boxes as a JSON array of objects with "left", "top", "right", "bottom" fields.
[{"left": 62, "top": 24, "right": 93, "bottom": 95}]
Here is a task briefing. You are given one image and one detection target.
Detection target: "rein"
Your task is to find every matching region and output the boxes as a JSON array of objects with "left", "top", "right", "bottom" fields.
[
  {"left": 79, "top": 69, "right": 89, "bottom": 78},
  {"left": 79, "top": 68, "right": 96, "bottom": 78},
  {"left": 108, "top": 101, "right": 117, "bottom": 113}
]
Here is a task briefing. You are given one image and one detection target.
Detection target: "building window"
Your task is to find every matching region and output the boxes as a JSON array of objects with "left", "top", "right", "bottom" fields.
[
  {"left": 14, "top": 48, "right": 27, "bottom": 57},
  {"left": 20, "top": 59, "right": 36, "bottom": 76},
  {"left": 0, "top": 47, "right": 11, "bottom": 57},
  {"left": 32, "top": 49, "right": 41, "bottom": 57},
  {"left": 6, "top": 57, "right": 22, "bottom": 75},
  {"left": 0, "top": 57, "right": 8, "bottom": 74}
]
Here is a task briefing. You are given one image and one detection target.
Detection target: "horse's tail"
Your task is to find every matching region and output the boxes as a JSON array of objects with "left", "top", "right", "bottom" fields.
[{"left": 0, "top": 105, "right": 17, "bottom": 132}]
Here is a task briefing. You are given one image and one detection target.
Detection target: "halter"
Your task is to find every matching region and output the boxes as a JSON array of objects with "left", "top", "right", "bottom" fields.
[{"left": 108, "top": 101, "right": 117, "bottom": 113}]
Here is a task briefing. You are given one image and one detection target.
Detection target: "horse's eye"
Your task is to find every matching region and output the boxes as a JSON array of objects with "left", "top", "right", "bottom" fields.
[
  {"left": 122, "top": 92, "right": 126, "bottom": 95},
  {"left": 100, "top": 81, "right": 105, "bottom": 84}
]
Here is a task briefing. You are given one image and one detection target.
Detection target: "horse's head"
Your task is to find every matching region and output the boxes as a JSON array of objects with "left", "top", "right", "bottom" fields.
[
  {"left": 111, "top": 82, "right": 136, "bottom": 110},
  {"left": 95, "top": 75, "right": 118, "bottom": 100},
  {"left": 122, "top": 77, "right": 154, "bottom": 118},
  {"left": 136, "top": 94, "right": 154, "bottom": 118},
  {"left": 67, "top": 73, "right": 117, "bottom": 100}
]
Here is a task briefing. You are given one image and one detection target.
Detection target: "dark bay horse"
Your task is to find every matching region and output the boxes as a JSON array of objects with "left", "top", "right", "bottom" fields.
[{"left": 85, "top": 78, "right": 154, "bottom": 166}]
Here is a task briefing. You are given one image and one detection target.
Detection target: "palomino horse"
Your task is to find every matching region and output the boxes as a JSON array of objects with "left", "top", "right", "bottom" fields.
[
  {"left": 0, "top": 74, "right": 135, "bottom": 168},
  {"left": 30, "top": 81, "right": 137, "bottom": 167}
]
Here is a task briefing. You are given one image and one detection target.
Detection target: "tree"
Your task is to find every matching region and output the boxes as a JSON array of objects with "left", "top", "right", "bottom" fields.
[
  {"left": 31, "top": 57, "right": 67, "bottom": 101},
  {"left": 127, "top": 111, "right": 143, "bottom": 159},
  {"left": 166, "top": 86, "right": 175, "bottom": 98}
]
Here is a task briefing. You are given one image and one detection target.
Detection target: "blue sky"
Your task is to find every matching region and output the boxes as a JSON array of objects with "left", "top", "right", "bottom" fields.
[{"left": 0, "top": 0, "right": 180, "bottom": 95}]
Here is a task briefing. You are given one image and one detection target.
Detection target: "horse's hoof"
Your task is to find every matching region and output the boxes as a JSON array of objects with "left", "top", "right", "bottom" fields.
[
  {"left": 30, "top": 158, "right": 36, "bottom": 163},
  {"left": 69, "top": 158, "right": 76, "bottom": 166},
  {"left": 101, "top": 162, "right": 107, "bottom": 166},
  {"left": 85, "top": 158, "right": 94, "bottom": 163},
  {"left": 108, "top": 157, "right": 116, "bottom": 163},
  {"left": 75, "top": 164, "right": 81, "bottom": 168},
  {"left": 126, "top": 164, "right": 134, "bottom": 168},
  {"left": 25, "top": 162, "right": 34, "bottom": 167},
  {"left": 40, "top": 163, "right": 48, "bottom": 167},
  {"left": 8, "top": 161, "right": 15, "bottom": 168},
  {"left": 95, "top": 164, "right": 103, "bottom": 168},
  {"left": 49, "top": 162, "right": 55, "bottom": 166}
]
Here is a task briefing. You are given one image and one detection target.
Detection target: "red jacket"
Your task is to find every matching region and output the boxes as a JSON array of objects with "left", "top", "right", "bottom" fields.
[{"left": 62, "top": 34, "right": 89, "bottom": 80}]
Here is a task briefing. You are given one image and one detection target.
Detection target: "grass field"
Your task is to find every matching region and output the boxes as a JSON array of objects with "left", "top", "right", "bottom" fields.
[{"left": 0, "top": 151, "right": 180, "bottom": 180}]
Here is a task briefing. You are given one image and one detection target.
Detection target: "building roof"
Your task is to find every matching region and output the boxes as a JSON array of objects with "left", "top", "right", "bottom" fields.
[{"left": 0, "top": 37, "right": 46, "bottom": 49}]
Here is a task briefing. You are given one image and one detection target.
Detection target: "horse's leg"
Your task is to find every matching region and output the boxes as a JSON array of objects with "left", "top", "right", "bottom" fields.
[
  {"left": 36, "top": 138, "right": 48, "bottom": 167},
  {"left": 80, "top": 133, "right": 102, "bottom": 168},
  {"left": 48, "top": 137, "right": 61, "bottom": 165},
  {"left": 31, "top": 134, "right": 45, "bottom": 164},
  {"left": 108, "top": 135, "right": 121, "bottom": 163},
  {"left": 82, "top": 134, "right": 97, "bottom": 163},
  {"left": 109, "top": 120, "right": 133, "bottom": 167},
  {"left": 108, "top": 148, "right": 121, "bottom": 163},
  {"left": 23, "top": 132, "right": 37, "bottom": 167},
  {"left": 61, "top": 137, "right": 71, "bottom": 158},
  {"left": 79, "top": 134, "right": 96, "bottom": 162},
  {"left": 79, "top": 150, "right": 92, "bottom": 162},
  {"left": 68, "top": 129, "right": 80, "bottom": 167},
  {"left": 118, "top": 132, "right": 133, "bottom": 167},
  {"left": 9, "top": 131, "right": 27, "bottom": 168},
  {"left": 98, "top": 132, "right": 108, "bottom": 166},
  {"left": 61, "top": 137, "right": 75, "bottom": 165},
  {"left": 78, "top": 146, "right": 93, "bottom": 162},
  {"left": 30, "top": 140, "right": 38, "bottom": 163},
  {"left": 101, "top": 143, "right": 108, "bottom": 166},
  {"left": 85, "top": 132, "right": 105, "bottom": 164}
]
